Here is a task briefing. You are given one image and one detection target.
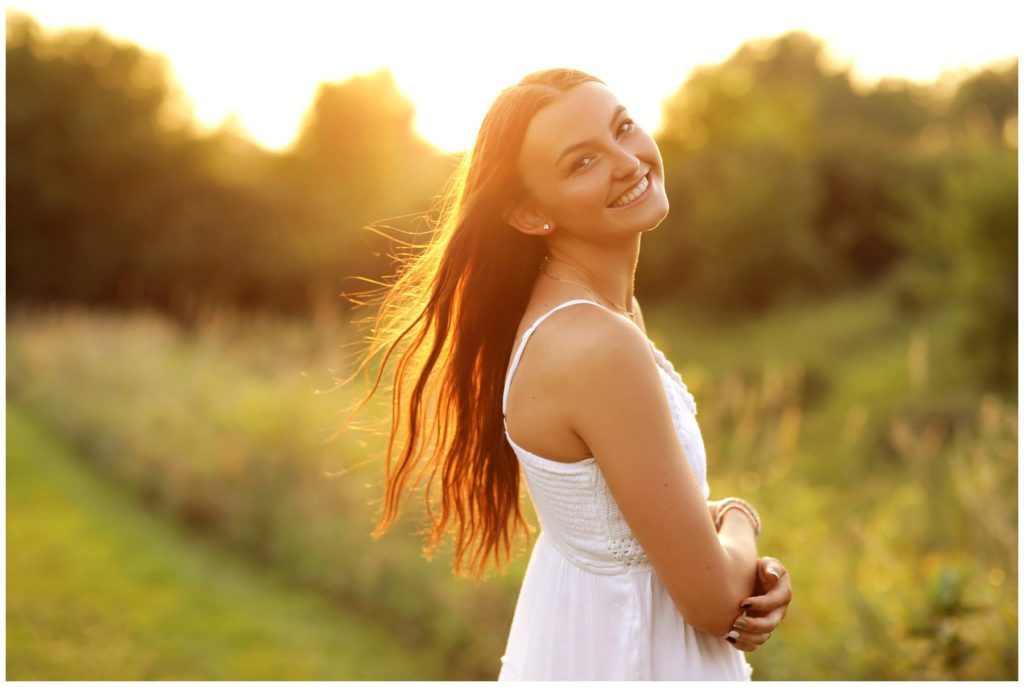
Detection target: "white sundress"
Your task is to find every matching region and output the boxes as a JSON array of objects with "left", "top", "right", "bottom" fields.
[{"left": 497, "top": 298, "right": 754, "bottom": 681}]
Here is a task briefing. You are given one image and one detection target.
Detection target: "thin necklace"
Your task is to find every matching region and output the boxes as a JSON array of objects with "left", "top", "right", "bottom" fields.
[{"left": 539, "top": 254, "right": 637, "bottom": 320}]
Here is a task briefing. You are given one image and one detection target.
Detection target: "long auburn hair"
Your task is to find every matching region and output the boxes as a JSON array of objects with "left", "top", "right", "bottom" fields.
[{"left": 337, "top": 68, "right": 604, "bottom": 582}]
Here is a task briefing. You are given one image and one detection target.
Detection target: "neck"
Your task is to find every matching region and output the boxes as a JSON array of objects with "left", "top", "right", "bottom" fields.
[{"left": 543, "top": 235, "right": 641, "bottom": 313}]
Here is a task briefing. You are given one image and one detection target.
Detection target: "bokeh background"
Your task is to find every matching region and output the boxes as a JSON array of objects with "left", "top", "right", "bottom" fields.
[{"left": 5, "top": 1, "right": 1018, "bottom": 680}]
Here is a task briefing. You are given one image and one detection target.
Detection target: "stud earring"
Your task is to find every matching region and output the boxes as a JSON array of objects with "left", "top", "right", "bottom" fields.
[{"left": 543, "top": 223, "right": 551, "bottom": 232}]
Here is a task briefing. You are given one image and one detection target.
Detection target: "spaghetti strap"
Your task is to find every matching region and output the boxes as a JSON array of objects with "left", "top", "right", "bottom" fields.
[{"left": 502, "top": 299, "right": 610, "bottom": 425}]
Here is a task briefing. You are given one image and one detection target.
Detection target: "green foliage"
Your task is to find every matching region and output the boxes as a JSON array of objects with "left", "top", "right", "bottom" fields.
[
  {"left": 7, "top": 280, "right": 1017, "bottom": 679},
  {"left": 6, "top": 305, "right": 519, "bottom": 679},
  {"left": 644, "top": 282, "right": 1016, "bottom": 680},
  {"left": 6, "top": 10, "right": 453, "bottom": 318},
  {"left": 6, "top": 401, "right": 444, "bottom": 679},
  {"left": 7, "top": 15, "right": 1015, "bottom": 370},
  {"left": 644, "top": 32, "right": 1015, "bottom": 395},
  {"left": 275, "top": 69, "right": 460, "bottom": 295},
  {"left": 890, "top": 116, "right": 1017, "bottom": 394},
  {"left": 646, "top": 31, "right": 950, "bottom": 314},
  {"left": 948, "top": 61, "right": 1018, "bottom": 135}
]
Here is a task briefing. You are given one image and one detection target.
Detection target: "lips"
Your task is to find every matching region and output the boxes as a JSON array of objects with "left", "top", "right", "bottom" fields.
[{"left": 608, "top": 172, "right": 651, "bottom": 208}]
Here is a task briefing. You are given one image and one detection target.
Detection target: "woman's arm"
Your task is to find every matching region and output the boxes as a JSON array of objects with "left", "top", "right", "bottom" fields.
[
  {"left": 556, "top": 307, "right": 759, "bottom": 638},
  {"left": 633, "top": 296, "right": 767, "bottom": 640}
]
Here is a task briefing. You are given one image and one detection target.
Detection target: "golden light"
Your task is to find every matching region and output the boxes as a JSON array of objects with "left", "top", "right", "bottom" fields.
[{"left": 7, "top": 0, "right": 1019, "bottom": 154}]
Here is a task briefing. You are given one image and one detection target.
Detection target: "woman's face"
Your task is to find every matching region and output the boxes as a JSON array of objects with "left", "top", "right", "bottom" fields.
[{"left": 512, "top": 81, "right": 669, "bottom": 241}]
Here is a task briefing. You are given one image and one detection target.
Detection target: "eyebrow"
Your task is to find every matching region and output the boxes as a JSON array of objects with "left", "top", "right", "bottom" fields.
[{"left": 554, "top": 104, "right": 627, "bottom": 168}]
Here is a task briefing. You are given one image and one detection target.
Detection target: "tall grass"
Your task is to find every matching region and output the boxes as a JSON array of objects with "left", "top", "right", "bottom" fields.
[
  {"left": 6, "top": 402, "right": 445, "bottom": 679},
  {"left": 7, "top": 303, "right": 522, "bottom": 679},
  {"left": 6, "top": 285, "right": 1017, "bottom": 679}
]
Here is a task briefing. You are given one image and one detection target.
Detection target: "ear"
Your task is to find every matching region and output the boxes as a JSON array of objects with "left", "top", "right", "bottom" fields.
[{"left": 503, "top": 198, "right": 550, "bottom": 236}]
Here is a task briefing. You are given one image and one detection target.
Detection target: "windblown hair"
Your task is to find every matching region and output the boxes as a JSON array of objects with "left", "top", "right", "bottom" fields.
[{"left": 338, "top": 68, "right": 604, "bottom": 582}]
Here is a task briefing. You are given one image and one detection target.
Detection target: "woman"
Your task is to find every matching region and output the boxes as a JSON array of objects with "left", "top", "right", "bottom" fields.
[{"left": 344, "top": 68, "right": 792, "bottom": 680}]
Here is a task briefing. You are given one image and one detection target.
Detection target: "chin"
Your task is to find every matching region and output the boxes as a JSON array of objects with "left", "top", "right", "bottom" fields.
[
  {"left": 639, "top": 212, "right": 668, "bottom": 233},
  {"left": 642, "top": 193, "right": 671, "bottom": 230}
]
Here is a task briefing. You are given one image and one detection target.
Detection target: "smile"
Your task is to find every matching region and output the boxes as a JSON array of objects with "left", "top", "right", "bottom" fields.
[{"left": 608, "top": 173, "right": 651, "bottom": 209}]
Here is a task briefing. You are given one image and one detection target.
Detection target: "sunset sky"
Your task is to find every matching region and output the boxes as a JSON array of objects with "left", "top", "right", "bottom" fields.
[{"left": 7, "top": 0, "right": 1020, "bottom": 153}]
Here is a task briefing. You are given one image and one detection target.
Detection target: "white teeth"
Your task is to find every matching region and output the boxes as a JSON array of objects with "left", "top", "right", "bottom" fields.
[{"left": 610, "top": 174, "right": 649, "bottom": 207}]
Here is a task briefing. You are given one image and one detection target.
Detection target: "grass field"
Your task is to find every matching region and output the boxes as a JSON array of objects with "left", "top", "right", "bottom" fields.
[
  {"left": 6, "top": 401, "right": 445, "bottom": 680},
  {"left": 6, "top": 275, "right": 1016, "bottom": 679}
]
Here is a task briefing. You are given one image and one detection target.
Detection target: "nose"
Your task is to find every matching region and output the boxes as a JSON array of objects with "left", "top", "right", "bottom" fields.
[{"left": 612, "top": 144, "right": 642, "bottom": 180}]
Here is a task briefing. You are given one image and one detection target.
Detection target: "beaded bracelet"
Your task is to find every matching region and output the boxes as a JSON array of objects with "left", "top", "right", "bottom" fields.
[{"left": 714, "top": 497, "right": 762, "bottom": 538}]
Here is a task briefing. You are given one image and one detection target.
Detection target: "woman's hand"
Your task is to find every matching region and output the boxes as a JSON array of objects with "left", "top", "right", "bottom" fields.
[{"left": 724, "top": 556, "right": 792, "bottom": 652}]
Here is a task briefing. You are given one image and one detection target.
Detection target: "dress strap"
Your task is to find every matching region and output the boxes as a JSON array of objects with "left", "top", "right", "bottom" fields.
[{"left": 502, "top": 299, "right": 611, "bottom": 424}]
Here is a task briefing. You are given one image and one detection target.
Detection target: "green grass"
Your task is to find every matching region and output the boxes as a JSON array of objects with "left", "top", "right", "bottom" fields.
[
  {"left": 648, "top": 277, "right": 979, "bottom": 473},
  {"left": 6, "top": 280, "right": 1015, "bottom": 680},
  {"left": 640, "top": 279, "right": 1017, "bottom": 679},
  {"left": 5, "top": 400, "right": 444, "bottom": 680}
]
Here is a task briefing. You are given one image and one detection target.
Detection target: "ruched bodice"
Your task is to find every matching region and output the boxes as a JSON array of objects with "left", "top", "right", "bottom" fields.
[{"left": 501, "top": 298, "right": 711, "bottom": 576}]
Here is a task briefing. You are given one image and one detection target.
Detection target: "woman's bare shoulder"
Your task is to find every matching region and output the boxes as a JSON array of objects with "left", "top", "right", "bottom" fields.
[{"left": 536, "top": 302, "right": 652, "bottom": 380}]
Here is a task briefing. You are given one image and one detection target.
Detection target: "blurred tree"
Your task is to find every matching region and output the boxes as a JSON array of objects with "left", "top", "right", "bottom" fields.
[
  {"left": 7, "top": 11, "right": 187, "bottom": 304},
  {"left": 648, "top": 31, "right": 931, "bottom": 316},
  {"left": 5, "top": 12, "right": 452, "bottom": 318},
  {"left": 6, "top": 11, "right": 289, "bottom": 317},
  {"left": 948, "top": 60, "right": 1018, "bottom": 143},
  {"left": 890, "top": 60, "right": 1018, "bottom": 394},
  {"left": 6, "top": 11, "right": 1016, "bottom": 347},
  {"left": 277, "top": 69, "right": 457, "bottom": 301}
]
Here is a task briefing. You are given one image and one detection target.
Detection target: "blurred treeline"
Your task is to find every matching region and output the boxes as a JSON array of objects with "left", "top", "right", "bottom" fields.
[
  {"left": 6, "top": 10, "right": 454, "bottom": 317},
  {"left": 7, "top": 13, "right": 1017, "bottom": 394},
  {"left": 649, "top": 33, "right": 1017, "bottom": 395}
]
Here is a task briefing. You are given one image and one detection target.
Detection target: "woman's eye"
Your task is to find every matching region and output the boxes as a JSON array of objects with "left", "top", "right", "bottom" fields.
[
  {"left": 570, "top": 119, "right": 635, "bottom": 173},
  {"left": 572, "top": 156, "right": 595, "bottom": 172}
]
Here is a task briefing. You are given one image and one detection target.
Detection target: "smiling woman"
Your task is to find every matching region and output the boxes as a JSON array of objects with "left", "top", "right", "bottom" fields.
[{"left": 339, "top": 67, "right": 792, "bottom": 680}]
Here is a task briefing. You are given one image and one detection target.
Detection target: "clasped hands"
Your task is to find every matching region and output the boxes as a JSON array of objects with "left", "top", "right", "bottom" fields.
[{"left": 707, "top": 498, "right": 792, "bottom": 652}]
